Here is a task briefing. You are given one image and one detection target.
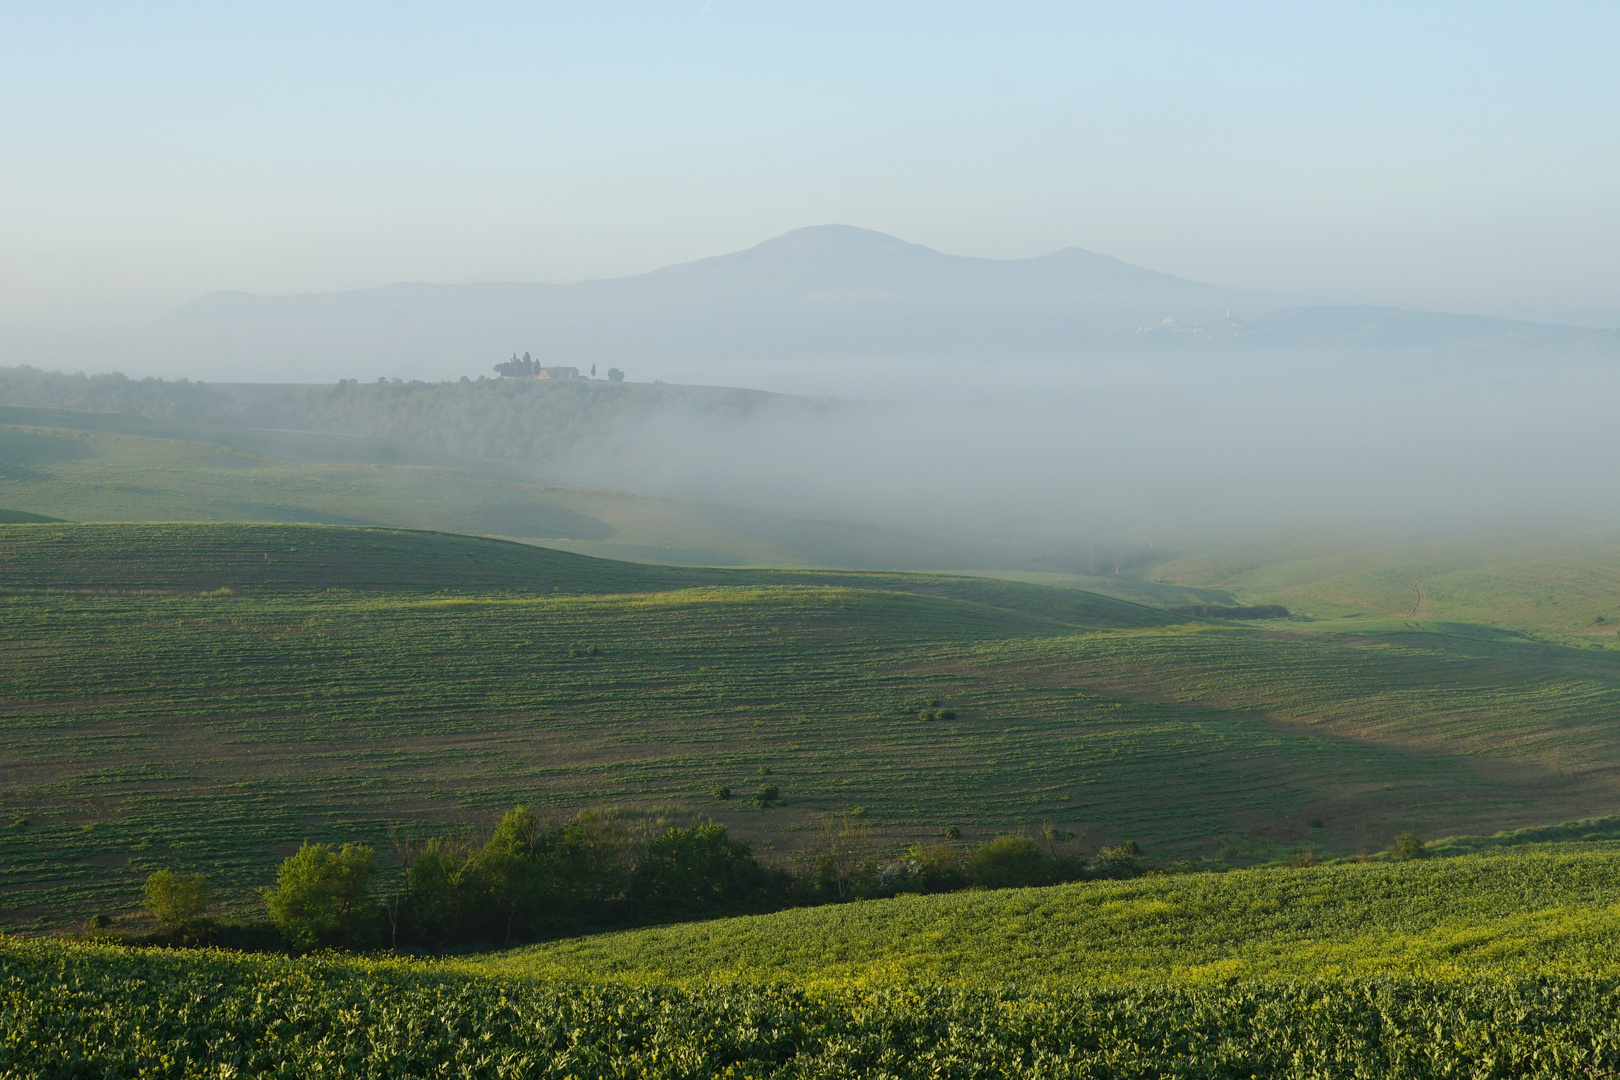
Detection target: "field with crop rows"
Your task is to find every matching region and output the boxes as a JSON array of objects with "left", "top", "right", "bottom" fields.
[
  {"left": 6, "top": 522, "right": 1620, "bottom": 931},
  {"left": 483, "top": 846, "right": 1620, "bottom": 989},
  {"left": 1, "top": 958, "right": 1609, "bottom": 1079}
]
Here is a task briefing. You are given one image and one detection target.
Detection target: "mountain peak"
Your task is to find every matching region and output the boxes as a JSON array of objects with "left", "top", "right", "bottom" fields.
[{"left": 751, "top": 225, "right": 924, "bottom": 252}]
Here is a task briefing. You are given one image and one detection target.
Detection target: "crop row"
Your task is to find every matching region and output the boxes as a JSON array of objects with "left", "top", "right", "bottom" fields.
[
  {"left": 7, "top": 937, "right": 1620, "bottom": 1078},
  {"left": 3, "top": 573, "right": 1610, "bottom": 927}
]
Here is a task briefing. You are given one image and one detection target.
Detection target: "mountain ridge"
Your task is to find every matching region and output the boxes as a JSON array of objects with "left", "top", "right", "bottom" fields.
[{"left": 158, "top": 225, "right": 1594, "bottom": 379}]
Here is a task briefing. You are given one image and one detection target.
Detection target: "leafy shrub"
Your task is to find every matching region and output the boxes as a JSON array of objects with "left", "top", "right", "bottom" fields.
[
  {"left": 1091, "top": 843, "right": 1144, "bottom": 879},
  {"left": 630, "top": 821, "right": 791, "bottom": 920},
  {"left": 874, "top": 859, "right": 926, "bottom": 895},
  {"left": 711, "top": 785, "right": 732, "bottom": 801},
  {"left": 142, "top": 870, "right": 209, "bottom": 933},
  {"left": 394, "top": 809, "right": 793, "bottom": 946},
  {"left": 908, "top": 842, "right": 967, "bottom": 892},
  {"left": 264, "top": 843, "right": 379, "bottom": 949},
  {"left": 967, "top": 835, "right": 1050, "bottom": 889},
  {"left": 1391, "top": 832, "right": 1426, "bottom": 860}
]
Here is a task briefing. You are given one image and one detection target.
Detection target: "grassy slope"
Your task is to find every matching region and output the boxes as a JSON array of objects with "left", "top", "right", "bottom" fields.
[
  {"left": 0, "top": 408, "right": 992, "bottom": 568},
  {"left": 478, "top": 846, "right": 1620, "bottom": 989},
  {"left": 7, "top": 523, "right": 1620, "bottom": 931},
  {"left": 17, "top": 932, "right": 1620, "bottom": 1079},
  {"left": 1153, "top": 528, "right": 1620, "bottom": 639}
]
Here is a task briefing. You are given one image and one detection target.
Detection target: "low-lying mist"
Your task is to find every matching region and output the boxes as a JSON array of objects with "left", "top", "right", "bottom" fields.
[{"left": 548, "top": 344, "right": 1620, "bottom": 562}]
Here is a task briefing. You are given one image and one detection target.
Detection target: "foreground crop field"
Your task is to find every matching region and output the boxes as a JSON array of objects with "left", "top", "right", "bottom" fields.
[
  {"left": 7, "top": 523, "right": 1620, "bottom": 930},
  {"left": 16, "top": 848, "right": 1620, "bottom": 1078},
  {"left": 483, "top": 846, "right": 1620, "bottom": 988}
]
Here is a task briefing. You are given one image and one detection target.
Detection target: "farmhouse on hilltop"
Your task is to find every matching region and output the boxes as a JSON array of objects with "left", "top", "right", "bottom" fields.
[{"left": 493, "top": 353, "right": 580, "bottom": 379}]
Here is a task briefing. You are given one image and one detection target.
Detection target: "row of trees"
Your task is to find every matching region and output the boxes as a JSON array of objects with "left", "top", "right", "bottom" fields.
[
  {"left": 490, "top": 353, "right": 625, "bottom": 382},
  {"left": 0, "top": 365, "right": 240, "bottom": 424},
  {"left": 141, "top": 809, "right": 1150, "bottom": 952}
]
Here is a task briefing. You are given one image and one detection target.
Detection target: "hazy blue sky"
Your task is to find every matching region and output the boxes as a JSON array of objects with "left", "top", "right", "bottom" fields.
[{"left": 3, "top": 2, "right": 1617, "bottom": 330}]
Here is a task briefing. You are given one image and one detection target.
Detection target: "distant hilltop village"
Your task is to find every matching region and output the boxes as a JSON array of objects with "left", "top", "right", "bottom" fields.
[{"left": 493, "top": 353, "right": 624, "bottom": 382}]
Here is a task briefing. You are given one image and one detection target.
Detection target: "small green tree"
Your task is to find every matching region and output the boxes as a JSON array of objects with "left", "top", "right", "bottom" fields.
[
  {"left": 1390, "top": 832, "right": 1426, "bottom": 860},
  {"left": 143, "top": 869, "right": 209, "bottom": 932},
  {"left": 968, "top": 835, "right": 1050, "bottom": 889},
  {"left": 606, "top": 367, "right": 625, "bottom": 382},
  {"left": 1091, "top": 842, "right": 1143, "bottom": 879},
  {"left": 630, "top": 820, "right": 775, "bottom": 919},
  {"left": 265, "top": 842, "right": 379, "bottom": 949}
]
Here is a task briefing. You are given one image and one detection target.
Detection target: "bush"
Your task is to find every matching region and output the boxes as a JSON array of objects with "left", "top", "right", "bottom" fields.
[
  {"left": 909, "top": 842, "right": 967, "bottom": 892},
  {"left": 1391, "top": 833, "right": 1426, "bottom": 861},
  {"left": 875, "top": 859, "right": 925, "bottom": 895},
  {"left": 1092, "top": 843, "right": 1143, "bottom": 879},
  {"left": 143, "top": 870, "right": 210, "bottom": 933},
  {"left": 264, "top": 843, "right": 379, "bottom": 949},
  {"left": 711, "top": 785, "right": 731, "bottom": 801},
  {"left": 630, "top": 821, "right": 788, "bottom": 920},
  {"left": 968, "top": 836, "right": 1050, "bottom": 889}
]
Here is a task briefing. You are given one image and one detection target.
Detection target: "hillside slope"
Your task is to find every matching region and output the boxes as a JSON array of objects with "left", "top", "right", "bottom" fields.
[
  {"left": 1153, "top": 528, "right": 1620, "bottom": 638},
  {"left": 481, "top": 845, "right": 1620, "bottom": 988},
  {"left": 0, "top": 410, "right": 1006, "bottom": 569},
  {"left": 0, "top": 522, "right": 1175, "bottom": 628},
  {"left": 8, "top": 523, "right": 1620, "bottom": 930}
]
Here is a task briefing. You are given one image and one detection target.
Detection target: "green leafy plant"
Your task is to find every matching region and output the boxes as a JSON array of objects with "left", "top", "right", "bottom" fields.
[
  {"left": 264, "top": 842, "right": 379, "bottom": 949},
  {"left": 142, "top": 869, "right": 210, "bottom": 933}
]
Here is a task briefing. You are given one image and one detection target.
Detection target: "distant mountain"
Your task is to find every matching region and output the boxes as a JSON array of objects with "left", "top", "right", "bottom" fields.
[{"left": 157, "top": 225, "right": 1591, "bottom": 376}]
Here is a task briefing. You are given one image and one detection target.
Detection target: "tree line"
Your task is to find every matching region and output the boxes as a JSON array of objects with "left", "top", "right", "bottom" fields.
[
  {"left": 131, "top": 807, "right": 1148, "bottom": 952},
  {"left": 0, "top": 363, "right": 791, "bottom": 468}
]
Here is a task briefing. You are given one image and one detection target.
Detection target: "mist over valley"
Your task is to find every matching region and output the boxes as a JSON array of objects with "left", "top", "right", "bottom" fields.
[{"left": 6, "top": 7, "right": 1620, "bottom": 1070}]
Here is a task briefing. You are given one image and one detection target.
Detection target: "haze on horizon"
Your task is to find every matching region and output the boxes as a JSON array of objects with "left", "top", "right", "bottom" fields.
[
  {"left": 2, "top": 2, "right": 1619, "bottom": 555},
  {"left": 3, "top": 0, "right": 1619, "bottom": 368}
]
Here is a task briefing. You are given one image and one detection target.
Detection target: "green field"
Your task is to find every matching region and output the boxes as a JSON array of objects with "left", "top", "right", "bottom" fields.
[
  {"left": 1152, "top": 528, "right": 1620, "bottom": 639},
  {"left": 482, "top": 845, "right": 1620, "bottom": 989},
  {"left": 12, "top": 382, "right": 1620, "bottom": 1072},
  {"left": 14, "top": 847, "right": 1620, "bottom": 1076},
  {"left": 7, "top": 521, "right": 1620, "bottom": 932},
  {"left": 0, "top": 402, "right": 998, "bottom": 568}
]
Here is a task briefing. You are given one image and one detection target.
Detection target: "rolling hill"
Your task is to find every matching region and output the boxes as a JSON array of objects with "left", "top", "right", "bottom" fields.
[
  {"left": 7, "top": 521, "right": 1620, "bottom": 933},
  {"left": 0, "top": 403, "right": 1017, "bottom": 569},
  {"left": 13, "top": 846, "right": 1620, "bottom": 1075},
  {"left": 481, "top": 845, "right": 1620, "bottom": 988}
]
